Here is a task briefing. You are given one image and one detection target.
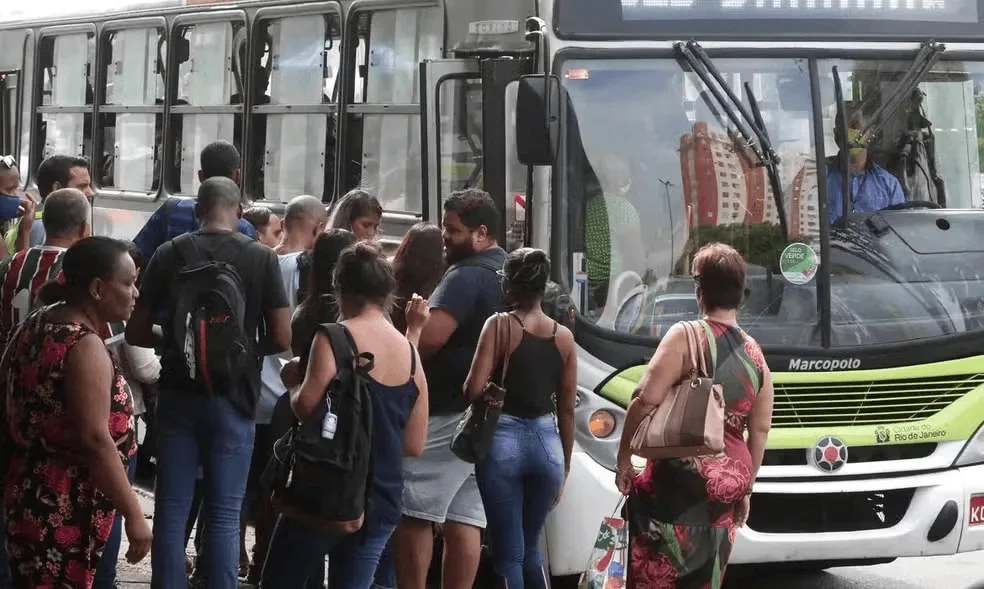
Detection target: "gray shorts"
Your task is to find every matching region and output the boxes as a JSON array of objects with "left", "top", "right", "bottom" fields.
[{"left": 401, "top": 412, "right": 486, "bottom": 528}]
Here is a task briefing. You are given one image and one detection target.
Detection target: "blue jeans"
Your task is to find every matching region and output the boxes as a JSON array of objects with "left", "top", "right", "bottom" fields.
[
  {"left": 476, "top": 414, "right": 565, "bottom": 589},
  {"left": 261, "top": 515, "right": 396, "bottom": 589},
  {"left": 373, "top": 539, "right": 395, "bottom": 589},
  {"left": 0, "top": 505, "right": 11, "bottom": 589},
  {"left": 93, "top": 452, "right": 139, "bottom": 589},
  {"left": 151, "top": 391, "right": 254, "bottom": 589}
]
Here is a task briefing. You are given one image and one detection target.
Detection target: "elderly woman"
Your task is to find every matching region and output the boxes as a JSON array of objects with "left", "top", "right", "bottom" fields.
[{"left": 615, "top": 242, "right": 774, "bottom": 589}]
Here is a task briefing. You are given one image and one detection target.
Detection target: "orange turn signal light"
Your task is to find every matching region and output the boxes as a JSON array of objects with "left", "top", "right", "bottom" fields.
[{"left": 588, "top": 410, "right": 616, "bottom": 439}]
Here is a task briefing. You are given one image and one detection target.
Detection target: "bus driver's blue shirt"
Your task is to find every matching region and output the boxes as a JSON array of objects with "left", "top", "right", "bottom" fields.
[
  {"left": 826, "top": 164, "right": 905, "bottom": 224},
  {"left": 133, "top": 198, "right": 256, "bottom": 262}
]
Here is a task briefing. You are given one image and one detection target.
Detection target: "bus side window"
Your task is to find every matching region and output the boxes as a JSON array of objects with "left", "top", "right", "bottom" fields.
[
  {"left": 169, "top": 21, "right": 243, "bottom": 195},
  {"left": 99, "top": 27, "right": 165, "bottom": 193},
  {"left": 35, "top": 32, "right": 94, "bottom": 174},
  {"left": 250, "top": 12, "right": 340, "bottom": 203},
  {"left": 343, "top": 7, "right": 442, "bottom": 214}
]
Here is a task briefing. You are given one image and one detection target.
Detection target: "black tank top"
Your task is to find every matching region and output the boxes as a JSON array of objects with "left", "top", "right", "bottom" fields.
[{"left": 499, "top": 313, "right": 563, "bottom": 419}]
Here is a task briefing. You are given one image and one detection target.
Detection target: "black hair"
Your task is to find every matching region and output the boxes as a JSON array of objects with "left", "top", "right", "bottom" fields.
[
  {"left": 37, "top": 155, "right": 89, "bottom": 200},
  {"left": 502, "top": 248, "right": 550, "bottom": 306},
  {"left": 333, "top": 241, "right": 396, "bottom": 318},
  {"left": 197, "top": 177, "right": 242, "bottom": 216},
  {"left": 123, "top": 240, "right": 146, "bottom": 287},
  {"left": 309, "top": 228, "right": 358, "bottom": 299},
  {"left": 199, "top": 140, "right": 241, "bottom": 180},
  {"left": 243, "top": 206, "right": 274, "bottom": 235},
  {"left": 43, "top": 188, "right": 90, "bottom": 238},
  {"left": 443, "top": 188, "right": 500, "bottom": 238},
  {"left": 327, "top": 189, "right": 383, "bottom": 230},
  {"left": 38, "top": 236, "right": 130, "bottom": 306}
]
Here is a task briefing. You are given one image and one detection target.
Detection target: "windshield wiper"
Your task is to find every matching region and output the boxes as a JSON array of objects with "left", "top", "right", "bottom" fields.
[
  {"left": 832, "top": 41, "right": 945, "bottom": 227},
  {"left": 855, "top": 41, "right": 945, "bottom": 147},
  {"left": 675, "top": 40, "right": 789, "bottom": 238}
]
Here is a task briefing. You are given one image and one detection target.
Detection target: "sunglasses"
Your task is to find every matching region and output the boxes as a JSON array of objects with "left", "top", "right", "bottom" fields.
[{"left": 0, "top": 155, "right": 15, "bottom": 170}]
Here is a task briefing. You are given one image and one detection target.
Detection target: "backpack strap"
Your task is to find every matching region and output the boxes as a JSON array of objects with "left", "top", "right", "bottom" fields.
[
  {"left": 447, "top": 255, "right": 502, "bottom": 275},
  {"left": 172, "top": 233, "right": 203, "bottom": 269},
  {"left": 317, "top": 323, "right": 375, "bottom": 379}
]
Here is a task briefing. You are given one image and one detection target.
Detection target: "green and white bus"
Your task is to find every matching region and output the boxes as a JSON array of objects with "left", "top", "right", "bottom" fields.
[{"left": 3, "top": 0, "right": 984, "bottom": 579}]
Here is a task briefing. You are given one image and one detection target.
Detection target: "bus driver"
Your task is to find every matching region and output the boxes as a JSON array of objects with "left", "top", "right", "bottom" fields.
[{"left": 826, "top": 112, "right": 905, "bottom": 223}]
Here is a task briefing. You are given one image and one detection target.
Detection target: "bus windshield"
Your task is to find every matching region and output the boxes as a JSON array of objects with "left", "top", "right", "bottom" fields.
[{"left": 563, "top": 56, "right": 984, "bottom": 348}]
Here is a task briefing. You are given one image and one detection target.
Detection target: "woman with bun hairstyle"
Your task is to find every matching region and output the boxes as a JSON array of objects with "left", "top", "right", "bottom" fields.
[
  {"left": 326, "top": 189, "right": 383, "bottom": 241},
  {"left": 262, "top": 241, "right": 430, "bottom": 589},
  {"left": 462, "top": 248, "right": 577, "bottom": 589},
  {"left": 1, "top": 236, "right": 152, "bottom": 588}
]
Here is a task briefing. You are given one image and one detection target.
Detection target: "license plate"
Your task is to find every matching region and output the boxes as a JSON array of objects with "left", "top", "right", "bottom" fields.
[{"left": 970, "top": 495, "right": 984, "bottom": 526}]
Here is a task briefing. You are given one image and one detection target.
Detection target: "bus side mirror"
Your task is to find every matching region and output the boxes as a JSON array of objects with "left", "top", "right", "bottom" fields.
[{"left": 516, "top": 74, "right": 562, "bottom": 166}]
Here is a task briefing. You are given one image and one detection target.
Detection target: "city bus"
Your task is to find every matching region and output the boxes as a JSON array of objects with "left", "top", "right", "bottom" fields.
[{"left": 4, "top": 0, "right": 984, "bottom": 582}]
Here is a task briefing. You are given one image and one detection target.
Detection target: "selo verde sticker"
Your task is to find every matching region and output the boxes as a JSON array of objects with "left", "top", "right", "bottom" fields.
[{"left": 780, "top": 243, "right": 818, "bottom": 285}]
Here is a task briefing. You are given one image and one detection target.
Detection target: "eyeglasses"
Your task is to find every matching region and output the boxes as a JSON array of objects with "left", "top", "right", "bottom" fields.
[{"left": 0, "top": 155, "right": 15, "bottom": 170}]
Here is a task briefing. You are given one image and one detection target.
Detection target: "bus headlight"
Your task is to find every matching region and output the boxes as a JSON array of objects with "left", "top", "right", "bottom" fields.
[{"left": 954, "top": 423, "right": 984, "bottom": 467}]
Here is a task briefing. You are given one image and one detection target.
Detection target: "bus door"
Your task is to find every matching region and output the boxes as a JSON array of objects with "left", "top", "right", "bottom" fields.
[{"left": 420, "top": 58, "right": 532, "bottom": 244}]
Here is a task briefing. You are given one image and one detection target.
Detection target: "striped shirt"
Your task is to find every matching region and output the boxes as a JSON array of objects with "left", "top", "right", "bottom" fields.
[
  {"left": 0, "top": 245, "right": 66, "bottom": 344},
  {"left": 0, "top": 245, "right": 125, "bottom": 347}
]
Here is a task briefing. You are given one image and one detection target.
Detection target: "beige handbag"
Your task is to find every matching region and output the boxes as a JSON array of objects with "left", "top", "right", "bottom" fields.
[{"left": 629, "top": 320, "right": 725, "bottom": 460}]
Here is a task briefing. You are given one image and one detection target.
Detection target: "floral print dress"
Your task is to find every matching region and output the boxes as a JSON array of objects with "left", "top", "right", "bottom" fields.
[
  {"left": 628, "top": 319, "right": 765, "bottom": 589},
  {"left": 1, "top": 307, "right": 136, "bottom": 589}
]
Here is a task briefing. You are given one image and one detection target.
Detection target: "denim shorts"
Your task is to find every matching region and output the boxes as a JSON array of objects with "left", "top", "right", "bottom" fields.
[{"left": 401, "top": 413, "right": 486, "bottom": 528}]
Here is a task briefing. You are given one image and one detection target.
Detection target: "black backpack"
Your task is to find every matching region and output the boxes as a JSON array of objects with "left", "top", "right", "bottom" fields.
[
  {"left": 169, "top": 234, "right": 254, "bottom": 397},
  {"left": 263, "top": 323, "right": 375, "bottom": 532}
]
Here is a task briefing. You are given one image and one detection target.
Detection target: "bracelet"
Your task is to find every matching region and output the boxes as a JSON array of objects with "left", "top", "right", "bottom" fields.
[{"left": 743, "top": 487, "right": 753, "bottom": 496}]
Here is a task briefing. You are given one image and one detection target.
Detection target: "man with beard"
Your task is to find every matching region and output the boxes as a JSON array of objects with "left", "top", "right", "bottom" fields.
[{"left": 395, "top": 189, "right": 505, "bottom": 589}]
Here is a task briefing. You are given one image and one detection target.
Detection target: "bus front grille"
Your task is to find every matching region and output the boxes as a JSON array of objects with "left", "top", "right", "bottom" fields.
[
  {"left": 772, "top": 373, "right": 984, "bottom": 428},
  {"left": 746, "top": 489, "right": 915, "bottom": 533}
]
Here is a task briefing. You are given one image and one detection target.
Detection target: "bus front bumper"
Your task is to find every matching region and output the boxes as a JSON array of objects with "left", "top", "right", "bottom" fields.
[
  {"left": 543, "top": 457, "right": 984, "bottom": 574},
  {"left": 732, "top": 463, "right": 984, "bottom": 564}
]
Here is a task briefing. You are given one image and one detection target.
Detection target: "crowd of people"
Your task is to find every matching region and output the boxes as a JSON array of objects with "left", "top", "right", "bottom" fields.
[
  {"left": 0, "top": 142, "right": 580, "bottom": 589},
  {"left": 0, "top": 140, "right": 772, "bottom": 589}
]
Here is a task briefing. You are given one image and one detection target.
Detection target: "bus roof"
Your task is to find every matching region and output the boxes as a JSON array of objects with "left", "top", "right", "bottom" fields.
[{"left": 1, "top": 0, "right": 242, "bottom": 25}]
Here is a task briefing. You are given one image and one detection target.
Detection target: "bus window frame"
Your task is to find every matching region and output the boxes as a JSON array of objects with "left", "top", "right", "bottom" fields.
[
  {"left": 93, "top": 16, "right": 167, "bottom": 202},
  {"left": 33, "top": 23, "right": 97, "bottom": 186},
  {"left": 167, "top": 10, "right": 248, "bottom": 198},
  {"left": 19, "top": 30, "right": 35, "bottom": 190},
  {"left": 0, "top": 70, "right": 20, "bottom": 169},
  {"left": 339, "top": 0, "right": 443, "bottom": 225},
  {"left": 247, "top": 2, "right": 343, "bottom": 203}
]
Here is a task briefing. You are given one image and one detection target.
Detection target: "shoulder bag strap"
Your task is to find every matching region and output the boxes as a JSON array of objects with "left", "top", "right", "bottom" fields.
[{"left": 681, "top": 321, "right": 700, "bottom": 379}]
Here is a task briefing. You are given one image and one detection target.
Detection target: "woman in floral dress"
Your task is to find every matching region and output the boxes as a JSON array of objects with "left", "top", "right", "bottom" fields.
[
  {"left": 1, "top": 236, "right": 152, "bottom": 588},
  {"left": 615, "top": 243, "right": 775, "bottom": 588}
]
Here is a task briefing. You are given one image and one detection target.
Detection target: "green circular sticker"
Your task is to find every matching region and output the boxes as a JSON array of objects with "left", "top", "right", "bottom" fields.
[{"left": 780, "top": 243, "right": 818, "bottom": 285}]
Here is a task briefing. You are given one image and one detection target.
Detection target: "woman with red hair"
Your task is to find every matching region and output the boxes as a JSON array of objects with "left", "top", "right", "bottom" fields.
[{"left": 615, "top": 242, "right": 775, "bottom": 588}]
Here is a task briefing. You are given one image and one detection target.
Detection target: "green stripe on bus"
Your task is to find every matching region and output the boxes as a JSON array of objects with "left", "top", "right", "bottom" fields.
[{"left": 597, "top": 354, "right": 984, "bottom": 446}]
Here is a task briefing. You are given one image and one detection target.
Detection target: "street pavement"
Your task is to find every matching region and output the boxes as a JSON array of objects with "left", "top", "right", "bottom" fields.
[{"left": 114, "top": 488, "right": 984, "bottom": 588}]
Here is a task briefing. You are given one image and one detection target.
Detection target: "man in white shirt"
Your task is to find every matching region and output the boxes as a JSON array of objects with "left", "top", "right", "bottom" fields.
[{"left": 245, "top": 194, "right": 327, "bottom": 583}]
